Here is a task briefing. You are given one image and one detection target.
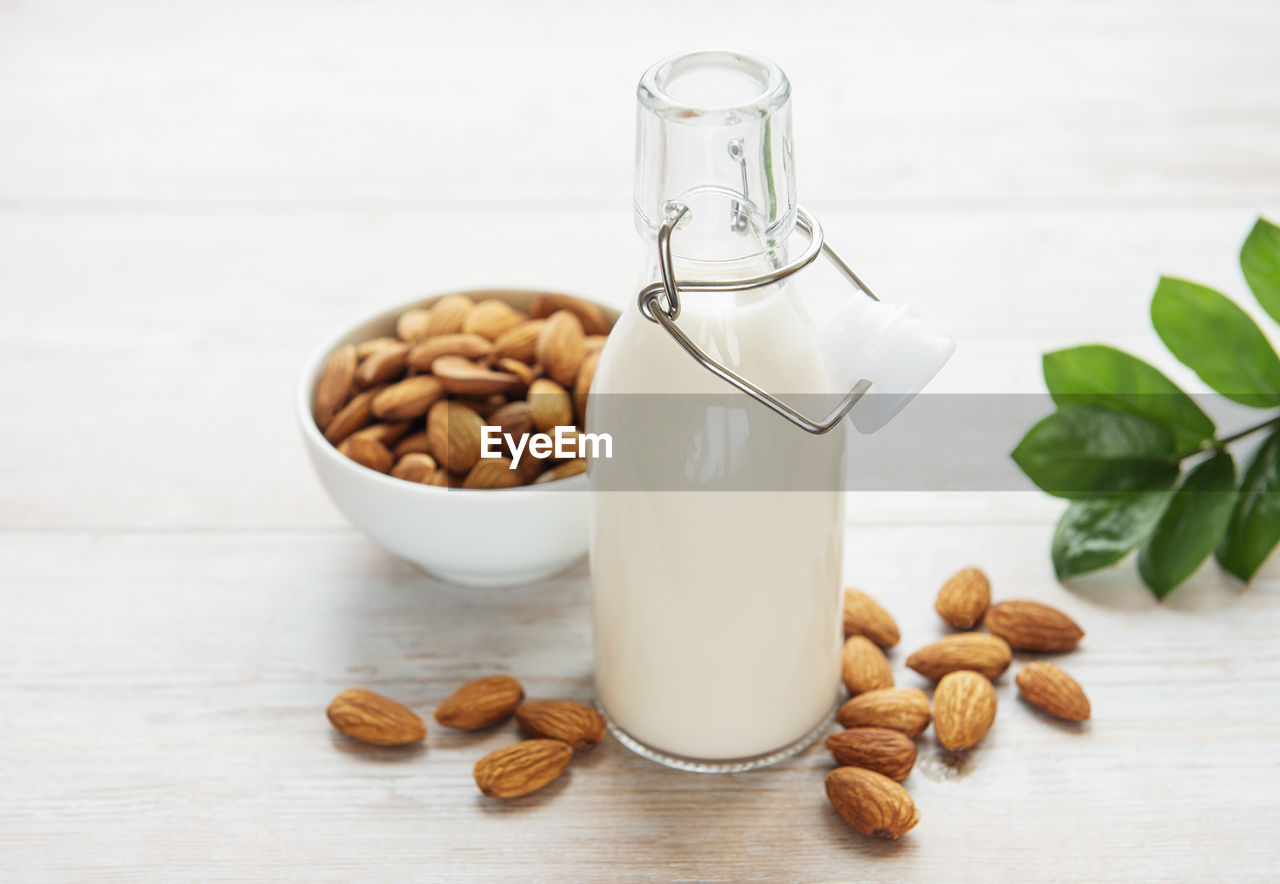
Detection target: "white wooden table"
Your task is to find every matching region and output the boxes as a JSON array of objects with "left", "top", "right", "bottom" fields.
[{"left": 3, "top": 1, "right": 1279, "bottom": 880}]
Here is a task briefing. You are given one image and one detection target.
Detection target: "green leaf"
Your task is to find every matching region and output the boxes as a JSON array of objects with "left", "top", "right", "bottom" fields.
[
  {"left": 1241, "top": 218, "right": 1280, "bottom": 326},
  {"left": 1052, "top": 477, "right": 1178, "bottom": 580},
  {"left": 1012, "top": 406, "right": 1179, "bottom": 499},
  {"left": 1137, "top": 450, "right": 1237, "bottom": 598},
  {"left": 1150, "top": 276, "right": 1280, "bottom": 407},
  {"left": 1043, "top": 344, "right": 1214, "bottom": 454},
  {"left": 1215, "top": 427, "right": 1280, "bottom": 582}
]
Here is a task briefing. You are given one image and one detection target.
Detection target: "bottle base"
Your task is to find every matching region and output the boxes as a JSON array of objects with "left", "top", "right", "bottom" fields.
[{"left": 597, "top": 699, "right": 838, "bottom": 773}]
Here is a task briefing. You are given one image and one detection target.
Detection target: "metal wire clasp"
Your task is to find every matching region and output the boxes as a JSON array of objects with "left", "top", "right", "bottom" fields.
[{"left": 636, "top": 205, "right": 878, "bottom": 435}]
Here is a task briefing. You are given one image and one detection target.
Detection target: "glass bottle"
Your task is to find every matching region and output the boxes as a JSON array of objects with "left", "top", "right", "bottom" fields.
[
  {"left": 585, "top": 50, "right": 840, "bottom": 771},
  {"left": 587, "top": 51, "right": 952, "bottom": 771}
]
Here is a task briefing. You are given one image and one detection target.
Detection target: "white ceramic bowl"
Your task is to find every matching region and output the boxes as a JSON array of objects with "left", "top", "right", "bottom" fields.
[{"left": 297, "top": 289, "right": 613, "bottom": 587}]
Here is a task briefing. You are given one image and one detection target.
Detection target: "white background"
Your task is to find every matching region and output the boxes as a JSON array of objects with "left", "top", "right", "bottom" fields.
[{"left": 2, "top": 1, "right": 1279, "bottom": 880}]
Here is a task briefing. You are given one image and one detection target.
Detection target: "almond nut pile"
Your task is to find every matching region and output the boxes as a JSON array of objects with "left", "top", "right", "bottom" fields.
[
  {"left": 313, "top": 293, "right": 611, "bottom": 488},
  {"left": 325, "top": 568, "right": 1092, "bottom": 835},
  {"left": 829, "top": 571, "right": 1091, "bottom": 840},
  {"left": 326, "top": 675, "right": 603, "bottom": 799}
]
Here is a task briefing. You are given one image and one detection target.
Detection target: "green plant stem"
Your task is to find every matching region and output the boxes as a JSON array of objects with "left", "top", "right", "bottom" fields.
[{"left": 1204, "top": 413, "right": 1280, "bottom": 452}]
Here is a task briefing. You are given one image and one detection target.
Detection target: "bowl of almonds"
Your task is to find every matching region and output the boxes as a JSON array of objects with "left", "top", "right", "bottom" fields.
[{"left": 297, "top": 288, "right": 615, "bottom": 587}]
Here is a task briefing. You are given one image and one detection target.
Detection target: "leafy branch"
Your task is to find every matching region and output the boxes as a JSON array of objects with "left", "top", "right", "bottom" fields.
[{"left": 1012, "top": 218, "right": 1280, "bottom": 598}]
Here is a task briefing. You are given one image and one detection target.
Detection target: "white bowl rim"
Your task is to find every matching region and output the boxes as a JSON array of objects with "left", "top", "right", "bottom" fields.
[{"left": 296, "top": 288, "right": 604, "bottom": 496}]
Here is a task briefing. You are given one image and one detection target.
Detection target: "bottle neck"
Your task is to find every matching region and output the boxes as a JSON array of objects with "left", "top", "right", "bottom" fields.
[{"left": 633, "top": 51, "right": 796, "bottom": 265}]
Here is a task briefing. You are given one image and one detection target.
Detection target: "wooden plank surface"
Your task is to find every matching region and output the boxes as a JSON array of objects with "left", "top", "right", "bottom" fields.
[{"left": 2, "top": 0, "right": 1280, "bottom": 880}]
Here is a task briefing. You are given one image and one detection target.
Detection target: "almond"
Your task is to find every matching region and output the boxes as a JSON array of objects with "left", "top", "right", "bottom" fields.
[
  {"left": 825, "top": 727, "right": 917, "bottom": 781},
  {"left": 431, "top": 355, "right": 521, "bottom": 396},
  {"left": 337, "top": 434, "right": 394, "bottom": 473},
  {"left": 842, "top": 635, "right": 894, "bottom": 695},
  {"left": 837, "top": 688, "right": 931, "bottom": 736},
  {"left": 492, "top": 319, "right": 547, "bottom": 363},
  {"left": 825, "top": 767, "right": 919, "bottom": 840},
  {"left": 355, "top": 340, "right": 411, "bottom": 387},
  {"left": 1016, "top": 662, "right": 1090, "bottom": 721},
  {"left": 906, "top": 633, "right": 1012, "bottom": 681},
  {"left": 842, "top": 589, "right": 900, "bottom": 648},
  {"left": 407, "top": 333, "right": 493, "bottom": 371},
  {"left": 322, "top": 385, "right": 386, "bottom": 445},
  {"left": 391, "top": 452, "right": 437, "bottom": 483},
  {"left": 514, "top": 451, "right": 549, "bottom": 485},
  {"left": 935, "top": 567, "right": 990, "bottom": 629},
  {"left": 426, "top": 400, "right": 484, "bottom": 474},
  {"left": 583, "top": 334, "right": 607, "bottom": 356},
  {"left": 474, "top": 739, "right": 573, "bottom": 799},
  {"left": 933, "top": 670, "right": 998, "bottom": 750},
  {"left": 357, "top": 336, "right": 400, "bottom": 358},
  {"left": 434, "top": 674, "right": 524, "bottom": 730},
  {"left": 423, "top": 294, "right": 474, "bottom": 337},
  {"left": 463, "top": 457, "right": 523, "bottom": 489},
  {"left": 372, "top": 375, "right": 446, "bottom": 421},
  {"left": 326, "top": 689, "right": 425, "bottom": 747},
  {"left": 536, "top": 310, "right": 586, "bottom": 387},
  {"left": 528, "top": 378, "right": 573, "bottom": 431},
  {"left": 534, "top": 459, "right": 587, "bottom": 484},
  {"left": 393, "top": 430, "right": 429, "bottom": 458},
  {"left": 497, "top": 357, "right": 536, "bottom": 389},
  {"left": 489, "top": 401, "right": 535, "bottom": 439},
  {"left": 348, "top": 421, "right": 411, "bottom": 447},
  {"left": 531, "top": 293, "right": 610, "bottom": 336},
  {"left": 313, "top": 344, "right": 357, "bottom": 428},
  {"left": 515, "top": 700, "right": 606, "bottom": 749},
  {"left": 463, "top": 298, "right": 526, "bottom": 340},
  {"left": 574, "top": 350, "right": 599, "bottom": 423},
  {"left": 985, "top": 600, "right": 1084, "bottom": 651},
  {"left": 396, "top": 308, "right": 433, "bottom": 341}
]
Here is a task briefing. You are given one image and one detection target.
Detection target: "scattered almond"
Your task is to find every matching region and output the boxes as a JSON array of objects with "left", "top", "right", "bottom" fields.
[
  {"left": 836, "top": 688, "right": 931, "bottom": 736},
  {"left": 1016, "top": 662, "right": 1090, "bottom": 721},
  {"left": 515, "top": 700, "right": 606, "bottom": 749},
  {"left": 313, "top": 344, "right": 357, "bottom": 428},
  {"left": 933, "top": 670, "right": 998, "bottom": 750},
  {"left": 825, "top": 727, "right": 917, "bottom": 781},
  {"left": 985, "top": 600, "right": 1084, "bottom": 651},
  {"left": 842, "top": 589, "right": 900, "bottom": 648},
  {"left": 935, "top": 567, "right": 990, "bottom": 629},
  {"left": 906, "top": 633, "right": 1012, "bottom": 681},
  {"left": 825, "top": 767, "right": 919, "bottom": 840},
  {"left": 326, "top": 689, "right": 425, "bottom": 747},
  {"left": 434, "top": 675, "right": 524, "bottom": 730},
  {"left": 474, "top": 739, "right": 573, "bottom": 798},
  {"left": 842, "top": 635, "right": 894, "bottom": 695}
]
